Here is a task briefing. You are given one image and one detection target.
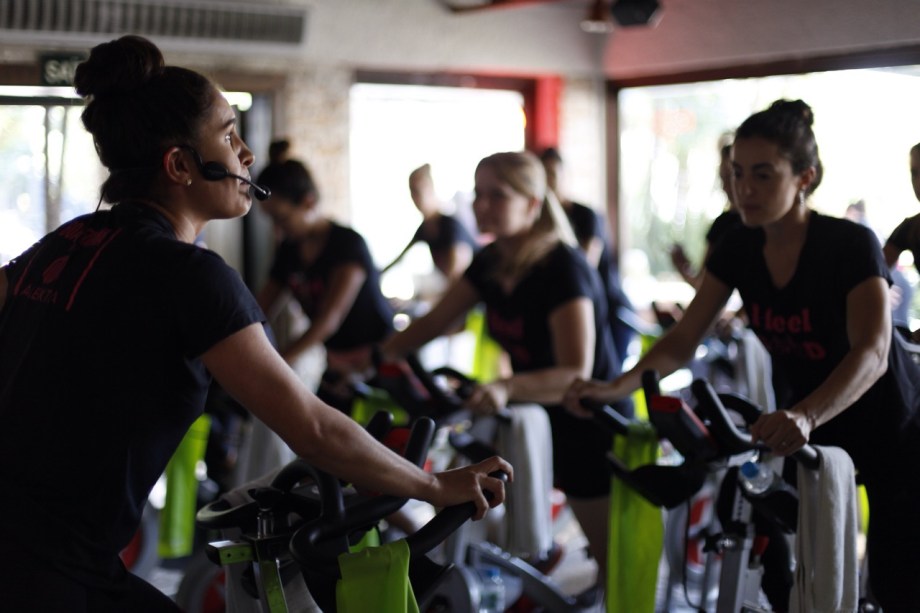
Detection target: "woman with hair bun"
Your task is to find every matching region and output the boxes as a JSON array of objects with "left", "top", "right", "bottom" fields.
[
  {"left": 566, "top": 99, "right": 920, "bottom": 611},
  {"left": 255, "top": 158, "right": 395, "bottom": 412},
  {"left": 0, "top": 35, "right": 509, "bottom": 611}
]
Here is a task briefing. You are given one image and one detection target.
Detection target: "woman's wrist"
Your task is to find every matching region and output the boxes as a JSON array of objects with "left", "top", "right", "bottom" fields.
[
  {"left": 791, "top": 407, "right": 819, "bottom": 432},
  {"left": 499, "top": 377, "right": 514, "bottom": 403}
]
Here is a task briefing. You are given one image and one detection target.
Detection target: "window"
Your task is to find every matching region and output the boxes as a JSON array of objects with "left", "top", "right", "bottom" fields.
[
  {"left": 0, "top": 89, "right": 255, "bottom": 268},
  {"left": 349, "top": 83, "right": 526, "bottom": 300},
  {"left": 0, "top": 91, "right": 104, "bottom": 264},
  {"left": 618, "top": 66, "right": 920, "bottom": 316}
]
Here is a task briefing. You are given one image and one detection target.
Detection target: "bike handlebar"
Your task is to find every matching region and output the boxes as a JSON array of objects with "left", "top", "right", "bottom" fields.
[
  {"left": 580, "top": 398, "right": 633, "bottom": 436},
  {"left": 291, "top": 469, "right": 509, "bottom": 576},
  {"left": 689, "top": 378, "right": 820, "bottom": 470},
  {"left": 196, "top": 413, "right": 434, "bottom": 531}
]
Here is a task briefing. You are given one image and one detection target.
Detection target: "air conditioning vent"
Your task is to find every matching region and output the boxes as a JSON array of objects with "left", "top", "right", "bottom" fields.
[{"left": 0, "top": 0, "right": 308, "bottom": 51}]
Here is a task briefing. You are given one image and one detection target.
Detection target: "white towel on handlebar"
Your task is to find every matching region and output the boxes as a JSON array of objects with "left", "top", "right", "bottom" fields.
[
  {"left": 494, "top": 404, "right": 555, "bottom": 561},
  {"left": 791, "top": 445, "right": 859, "bottom": 613}
]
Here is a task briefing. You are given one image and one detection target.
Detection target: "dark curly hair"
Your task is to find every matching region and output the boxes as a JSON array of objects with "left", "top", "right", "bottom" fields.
[
  {"left": 74, "top": 35, "right": 216, "bottom": 203},
  {"left": 735, "top": 99, "right": 823, "bottom": 195},
  {"left": 256, "top": 160, "right": 319, "bottom": 205}
]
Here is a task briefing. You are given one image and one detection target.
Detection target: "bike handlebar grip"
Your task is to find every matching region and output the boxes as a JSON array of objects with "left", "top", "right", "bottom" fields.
[
  {"left": 791, "top": 444, "right": 821, "bottom": 470},
  {"left": 292, "top": 470, "right": 510, "bottom": 574},
  {"left": 580, "top": 398, "right": 631, "bottom": 436},
  {"left": 365, "top": 410, "right": 395, "bottom": 444},
  {"left": 404, "top": 417, "right": 436, "bottom": 468},
  {"left": 691, "top": 378, "right": 752, "bottom": 444},
  {"left": 448, "top": 430, "right": 501, "bottom": 464},
  {"left": 269, "top": 458, "right": 316, "bottom": 491},
  {"left": 404, "top": 353, "right": 467, "bottom": 414},
  {"left": 405, "top": 469, "right": 509, "bottom": 559},
  {"left": 718, "top": 393, "right": 763, "bottom": 426},
  {"left": 641, "top": 370, "right": 661, "bottom": 402},
  {"left": 691, "top": 378, "right": 821, "bottom": 470},
  {"left": 430, "top": 366, "right": 477, "bottom": 397}
]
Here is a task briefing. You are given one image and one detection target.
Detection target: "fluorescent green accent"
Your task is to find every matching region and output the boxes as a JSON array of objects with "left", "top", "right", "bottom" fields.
[
  {"left": 209, "top": 540, "right": 254, "bottom": 565},
  {"left": 158, "top": 414, "right": 211, "bottom": 558},
  {"left": 607, "top": 421, "right": 663, "bottom": 613},
  {"left": 351, "top": 387, "right": 410, "bottom": 427},
  {"left": 336, "top": 539, "right": 419, "bottom": 613},
  {"left": 259, "top": 558, "right": 289, "bottom": 612},
  {"left": 349, "top": 527, "right": 382, "bottom": 552},
  {"left": 629, "top": 333, "right": 659, "bottom": 422},
  {"left": 466, "top": 307, "right": 503, "bottom": 383},
  {"left": 858, "top": 484, "right": 870, "bottom": 535}
]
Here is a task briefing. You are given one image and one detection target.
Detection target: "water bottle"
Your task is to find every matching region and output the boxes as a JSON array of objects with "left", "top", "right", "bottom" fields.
[
  {"left": 738, "top": 460, "right": 778, "bottom": 496},
  {"left": 479, "top": 566, "right": 505, "bottom": 613}
]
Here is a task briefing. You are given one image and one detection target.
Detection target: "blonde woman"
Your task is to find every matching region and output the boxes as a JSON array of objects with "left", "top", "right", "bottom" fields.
[{"left": 382, "top": 151, "right": 627, "bottom": 590}]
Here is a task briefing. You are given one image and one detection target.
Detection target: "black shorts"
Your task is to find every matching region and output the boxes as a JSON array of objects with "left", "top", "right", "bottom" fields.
[
  {"left": 546, "top": 403, "right": 621, "bottom": 498},
  {"left": 865, "top": 474, "right": 920, "bottom": 611}
]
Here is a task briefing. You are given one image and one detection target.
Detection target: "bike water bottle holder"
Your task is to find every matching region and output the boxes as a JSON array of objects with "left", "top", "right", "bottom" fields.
[{"left": 738, "top": 479, "right": 800, "bottom": 534}]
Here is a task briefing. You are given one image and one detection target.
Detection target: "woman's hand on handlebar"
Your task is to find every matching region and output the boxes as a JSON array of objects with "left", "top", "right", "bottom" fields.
[
  {"left": 465, "top": 381, "right": 510, "bottom": 416},
  {"left": 427, "top": 456, "right": 513, "bottom": 520},
  {"left": 749, "top": 409, "right": 814, "bottom": 456},
  {"left": 563, "top": 377, "right": 624, "bottom": 419}
]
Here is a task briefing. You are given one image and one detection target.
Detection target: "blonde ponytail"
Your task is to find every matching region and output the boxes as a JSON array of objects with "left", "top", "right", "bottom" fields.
[{"left": 478, "top": 151, "right": 577, "bottom": 281}]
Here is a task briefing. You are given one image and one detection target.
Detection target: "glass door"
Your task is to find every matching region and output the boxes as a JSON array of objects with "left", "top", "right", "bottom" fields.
[{"left": 0, "top": 92, "right": 104, "bottom": 264}]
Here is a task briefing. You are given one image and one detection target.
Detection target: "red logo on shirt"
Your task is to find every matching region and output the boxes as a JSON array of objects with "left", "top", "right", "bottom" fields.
[{"left": 747, "top": 303, "right": 827, "bottom": 360}]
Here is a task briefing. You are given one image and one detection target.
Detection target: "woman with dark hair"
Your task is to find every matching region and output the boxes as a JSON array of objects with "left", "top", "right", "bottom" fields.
[
  {"left": 0, "top": 35, "right": 509, "bottom": 611},
  {"left": 255, "top": 159, "right": 395, "bottom": 411},
  {"left": 883, "top": 142, "right": 920, "bottom": 333},
  {"left": 382, "top": 163, "right": 479, "bottom": 288},
  {"left": 567, "top": 99, "right": 920, "bottom": 611}
]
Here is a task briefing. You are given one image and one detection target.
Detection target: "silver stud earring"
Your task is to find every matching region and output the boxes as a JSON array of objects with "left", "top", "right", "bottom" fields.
[{"left": 186, "top": 178, "right": 192, "bottom": 186}]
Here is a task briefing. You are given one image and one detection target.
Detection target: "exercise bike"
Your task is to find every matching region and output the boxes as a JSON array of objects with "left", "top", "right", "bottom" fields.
[
  {"left": 370, "top": 355, "right": 602, "bottom": 612},
  {"left": 186, "top": 411, "right": 503, "bottom": 612},
  {"left": 590, "top": 371, "right": 826, "bottom": 613}
]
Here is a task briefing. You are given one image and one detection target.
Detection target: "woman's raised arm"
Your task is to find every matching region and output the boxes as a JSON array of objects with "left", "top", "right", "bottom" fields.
[{"left": 201, "top": 322, "right": 511, "bottom": 517}]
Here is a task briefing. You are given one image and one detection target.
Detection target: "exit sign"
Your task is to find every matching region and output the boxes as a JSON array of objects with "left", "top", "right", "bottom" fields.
[{"left": 40, "top": 53, "right": 87, "bottom": 87}]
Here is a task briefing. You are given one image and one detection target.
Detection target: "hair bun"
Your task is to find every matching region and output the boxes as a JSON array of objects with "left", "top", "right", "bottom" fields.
[
  {"left": 74, "top": 35, "right": 165, "bottom": 99},
  {"left": 768, "top": 99, "right": 814, "bottom": 127}
]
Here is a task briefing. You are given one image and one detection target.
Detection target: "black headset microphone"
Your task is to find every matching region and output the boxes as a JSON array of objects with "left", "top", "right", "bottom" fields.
[
  {"left": 199, "top": 161, "right": 272, "bottom": 201},
  {"left": 180, "top": 145, "right": 272, "bottom": 201}
]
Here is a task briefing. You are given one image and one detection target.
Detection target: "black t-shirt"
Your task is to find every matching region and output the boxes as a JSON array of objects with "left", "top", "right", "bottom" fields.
[
  {"left": 0, "top": 202, "right": 264, "bottom": 583},
  {"left": 268, "top": 222, "right": 394, "bottom": 351},
  {"left": 464, "top": 241, "right": 621, "bottom": 497},
  {"left": 885, "top": 213, "right": 920, "bottom": 273},
  {"left": 705, "top": 209, "right": 743, "bottom": 248},
  {"left": 565, "top": 202, "right": 632, "bottom": 316},
  {"left": 410, "top": 214, "right": 479, "bottom": 272},
  {"left": 706, "top": 212, "right": 920, "bottom": 476},
  {"left": 464, "top": 241, "right": 617, "bottom": 381}
]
